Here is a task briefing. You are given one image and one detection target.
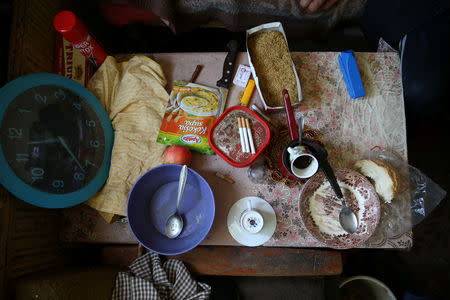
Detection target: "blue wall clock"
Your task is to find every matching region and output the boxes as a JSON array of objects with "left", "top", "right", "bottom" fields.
[{"left": 0, "top": 73, "right": 114, "bottom": 208}]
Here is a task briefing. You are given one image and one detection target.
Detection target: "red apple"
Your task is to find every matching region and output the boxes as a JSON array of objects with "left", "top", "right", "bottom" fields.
[{"left": 163, "top": 145, "right": 192, "bottom": 166}]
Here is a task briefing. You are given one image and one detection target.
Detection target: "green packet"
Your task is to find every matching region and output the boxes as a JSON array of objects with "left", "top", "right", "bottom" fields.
[{"left": 157, "top": 82, "right": 221, "bottom": 154}]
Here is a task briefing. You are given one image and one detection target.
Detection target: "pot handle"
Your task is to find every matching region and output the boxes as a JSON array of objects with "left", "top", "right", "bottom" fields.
[{"left": 282, "top": 89, "right": 299, "bottom": 140}]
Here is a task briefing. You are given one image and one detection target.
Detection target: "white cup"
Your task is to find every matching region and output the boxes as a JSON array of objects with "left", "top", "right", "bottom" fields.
[
  {"left": 287, "top": 146, "right": 319, "bottom": 179},
  {"left": 240, "top": 199, "right": 264, "bottom": 234}
]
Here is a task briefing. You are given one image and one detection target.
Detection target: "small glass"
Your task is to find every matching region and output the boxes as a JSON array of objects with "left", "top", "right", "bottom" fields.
[{"left": 248, "top": 157, "right": 268, "bottom": 184}]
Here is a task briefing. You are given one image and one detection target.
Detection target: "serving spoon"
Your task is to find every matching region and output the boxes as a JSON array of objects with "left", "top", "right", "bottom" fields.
[
  {"left": 165, "top": 165, "right": 188, "bottom": 239},
  {"left": 302, "top": 139, "right": 358, "bottom": 234}
]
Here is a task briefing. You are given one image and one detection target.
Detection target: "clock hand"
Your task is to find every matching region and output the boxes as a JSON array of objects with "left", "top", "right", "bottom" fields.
[
  {"left": 28, "top": 138, "right": 59, "bottom": 144},
  {"left": 57, "top": 136, "right": 84, "bottom": 171}
]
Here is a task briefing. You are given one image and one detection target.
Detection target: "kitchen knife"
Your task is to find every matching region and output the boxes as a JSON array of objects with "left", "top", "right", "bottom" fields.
[{"left": 216, "top": 40, "right": 239, "bottom": 118}]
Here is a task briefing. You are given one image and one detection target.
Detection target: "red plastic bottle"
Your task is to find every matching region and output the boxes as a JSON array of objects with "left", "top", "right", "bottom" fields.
[{"left": 54, "top": 11, "right": 108, "bottom": 67}]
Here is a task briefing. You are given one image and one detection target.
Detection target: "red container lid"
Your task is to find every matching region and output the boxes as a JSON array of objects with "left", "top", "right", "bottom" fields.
[
  {"left": 54, "top": 11, "right": 88, "bottom": 43},
  {"left": 208, "top": 106, "right": 271, "bottom": 168}
]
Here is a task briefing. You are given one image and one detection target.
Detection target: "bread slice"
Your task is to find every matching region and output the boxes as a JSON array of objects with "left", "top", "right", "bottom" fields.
[{"left": 354, "top": 159, "right": 398, "bottom": 203}]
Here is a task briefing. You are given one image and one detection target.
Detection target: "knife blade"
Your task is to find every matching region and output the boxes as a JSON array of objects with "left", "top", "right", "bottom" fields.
[{"left": 216, "top": 40, "right": 239, "bottom": 118}]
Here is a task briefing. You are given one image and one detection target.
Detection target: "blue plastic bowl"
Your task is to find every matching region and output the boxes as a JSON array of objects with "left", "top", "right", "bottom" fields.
[{"left": 127, "top": 164, "right": 215, "bottom": 255}]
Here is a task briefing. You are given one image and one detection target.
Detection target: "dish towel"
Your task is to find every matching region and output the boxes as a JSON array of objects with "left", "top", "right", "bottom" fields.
[
  {"left": 112, "top": 252, "right": 211, "bottom": 300},
  {"left": 86, "top": 56, "right": 169, "bottom": 218}
]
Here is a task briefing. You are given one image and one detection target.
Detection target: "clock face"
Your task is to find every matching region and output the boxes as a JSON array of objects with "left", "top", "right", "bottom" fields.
[{"left": 0, "top": 85, "right": 106, "bottom": 194}]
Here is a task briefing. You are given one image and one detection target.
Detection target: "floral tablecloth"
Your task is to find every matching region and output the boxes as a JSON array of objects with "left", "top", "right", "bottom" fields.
[
  {"left": 61, "top": 52, "right": 412, "bottom": 249},
  {"left": 253, "top": 52, "right": 411, "bottom": 248}
]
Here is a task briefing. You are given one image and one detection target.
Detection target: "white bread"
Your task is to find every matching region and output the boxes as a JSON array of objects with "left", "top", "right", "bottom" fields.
[{"left": 354, "top": 159, "right": 398, "bottom": 203}]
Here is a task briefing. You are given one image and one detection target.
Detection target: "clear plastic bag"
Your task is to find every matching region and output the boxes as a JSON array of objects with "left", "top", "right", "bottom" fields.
[{"left": 361, "top": 147, "right": 446, "bottom": 240}]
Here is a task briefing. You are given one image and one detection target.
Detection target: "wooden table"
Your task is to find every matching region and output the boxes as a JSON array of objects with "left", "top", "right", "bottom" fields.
[{"left": 60, "top": 51, "right": 410, "bottom": 274}]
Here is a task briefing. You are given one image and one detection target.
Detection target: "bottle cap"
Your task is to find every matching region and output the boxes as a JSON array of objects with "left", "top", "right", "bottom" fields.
[{"left": 54, "top": 11, "right": 88, "bottom": 43}]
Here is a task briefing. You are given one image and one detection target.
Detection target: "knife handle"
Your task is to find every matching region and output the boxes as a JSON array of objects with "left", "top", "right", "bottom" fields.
[{"left": 216, "top": 40, "right": 239, "bottom": 89}]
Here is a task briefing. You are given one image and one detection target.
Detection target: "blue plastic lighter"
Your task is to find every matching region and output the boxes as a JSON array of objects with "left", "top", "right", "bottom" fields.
[{"left": 338, "top": 50, "right": 365, "bottom": 99}]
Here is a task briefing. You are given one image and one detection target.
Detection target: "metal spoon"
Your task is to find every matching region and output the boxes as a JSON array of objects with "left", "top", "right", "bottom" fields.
[
  {"left": 339, "top": 201, "right": 359, "bottom": 234},
  {"left": 321, "top": 159, "right": 358, "bottom": 233},
  {"left": 298, "top": 116, "right": 304, "bottom": 145},
  {"left": 165, "top": 165, "right": 188, "bottom": 239},
  {"left": 302, "top": 139, "right": 358, "bottom": 233}
]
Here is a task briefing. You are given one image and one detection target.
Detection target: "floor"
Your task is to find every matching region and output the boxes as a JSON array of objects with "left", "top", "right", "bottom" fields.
[{"left": 2, "top": 2, "right": 449, "bottom": 299}]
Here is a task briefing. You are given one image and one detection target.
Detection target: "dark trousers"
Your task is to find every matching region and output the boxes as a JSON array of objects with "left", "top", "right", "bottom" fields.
[
  {"left": 401, "top": 13, "right": 450, "bottom": 119},
  {"left": 362, "top": 1, "right": 450, "bottom": 138}
]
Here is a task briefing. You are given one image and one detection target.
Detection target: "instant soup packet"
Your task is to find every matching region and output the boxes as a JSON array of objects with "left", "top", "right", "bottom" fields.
[{"left": 157, "top": 82, "right": 221, "bottom": 154}]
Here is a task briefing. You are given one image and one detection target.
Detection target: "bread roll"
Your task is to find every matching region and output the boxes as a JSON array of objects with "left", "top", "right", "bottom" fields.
[{"left": 354, "top": 159, "right": 399, "bottom": 203}]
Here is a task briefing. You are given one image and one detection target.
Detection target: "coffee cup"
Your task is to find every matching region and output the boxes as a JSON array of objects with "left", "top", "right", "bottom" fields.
[
  {"left": 240, "top": 199, "right": 264, "bottom": 234},
  {"left": 287, "top": 146, "right": 319, "bottom": 179}
]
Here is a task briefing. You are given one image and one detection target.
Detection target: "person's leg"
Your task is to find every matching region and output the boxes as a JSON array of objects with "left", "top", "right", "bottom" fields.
[
  {"left": 401, "top": 12, "right": 450, "bottom": 139},
  {"left": 361, "top": 0, "right": 403, "bottom": 48}
]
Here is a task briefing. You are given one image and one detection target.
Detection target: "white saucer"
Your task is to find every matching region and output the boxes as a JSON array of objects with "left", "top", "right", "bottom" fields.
[{"left": 227, "top": 196, "right": 277, "bottom": 247}]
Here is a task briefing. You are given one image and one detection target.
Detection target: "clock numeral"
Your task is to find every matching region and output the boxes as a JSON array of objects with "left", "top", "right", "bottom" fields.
[
  {"left": 31, "top": 167, "right": 44, "bottom": 183},
  {"left": 16, "top": 153, "right": 29, "bottom": 162},
  {"left": 73, "top": 103, "right": 82, "bottom": 111},
  {"left": 54, "top": 89, "right": 66, "bottom": 101},
  {"left": 90, "top": 140, "right": 100, "bottom": 148},
  {"left": 34, "top": 94, "right": 47, "bottom": 104},
  {"left": 18, "top": 108, "right": 31, "bottom": 113},
  {"left": 8, "top": 128, "right": 23, "bottom": 140},
  {"left": 52, "top": 180, "right": 64, "bottom": 188},
  {"left": 74, "top": 172, "right": 85, "bottom": 181},
  {"left": 85, "top": 120, "right": 96, "bottom": 127},
  {"left": 85, "top": 160, "right": 96, "bottom": 168}
]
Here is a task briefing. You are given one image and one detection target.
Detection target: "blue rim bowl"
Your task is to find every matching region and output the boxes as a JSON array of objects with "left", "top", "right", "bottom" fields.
[{"left": 127, "top": 164, "right": 215, "bottom": 255}]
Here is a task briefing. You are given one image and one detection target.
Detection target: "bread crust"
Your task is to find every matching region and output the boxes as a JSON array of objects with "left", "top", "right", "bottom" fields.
[
  {"left": 372, "top": 159, "right": 399, "bottom": 195},
  {"left": 354, "top": 159, "right": 399, "bottom": 203}
]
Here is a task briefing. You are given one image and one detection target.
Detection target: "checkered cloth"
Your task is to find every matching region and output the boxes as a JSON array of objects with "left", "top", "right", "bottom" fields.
[{"left": 112, "top": 252, "right": 211, "bottom": 300}]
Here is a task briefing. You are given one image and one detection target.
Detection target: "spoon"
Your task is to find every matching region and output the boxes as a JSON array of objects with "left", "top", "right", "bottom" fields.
[
  {"left": 302, "top": 139, "right": 358, "bottom": 233},
  {"left": 165, "top": 165, "right": 188, "bottom": 239},
  {"left": 339, "top": 201, "right": 359, "bottom": 234},
  {"left": 298, "top": 115, "right": 304, "bottom": 145},
  {"left": 323, "top": 164, "right": 358, "bottom": 234}
]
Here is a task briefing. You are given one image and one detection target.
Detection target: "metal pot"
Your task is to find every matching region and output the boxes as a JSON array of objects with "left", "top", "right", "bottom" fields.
[{"left": 279, "top": 89, "right": 322, "bottom": 180}]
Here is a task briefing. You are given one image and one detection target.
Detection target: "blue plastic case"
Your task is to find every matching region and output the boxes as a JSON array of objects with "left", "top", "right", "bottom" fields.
[{"left": 338, "top": 50, "right": 366, "bottom": 99}]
